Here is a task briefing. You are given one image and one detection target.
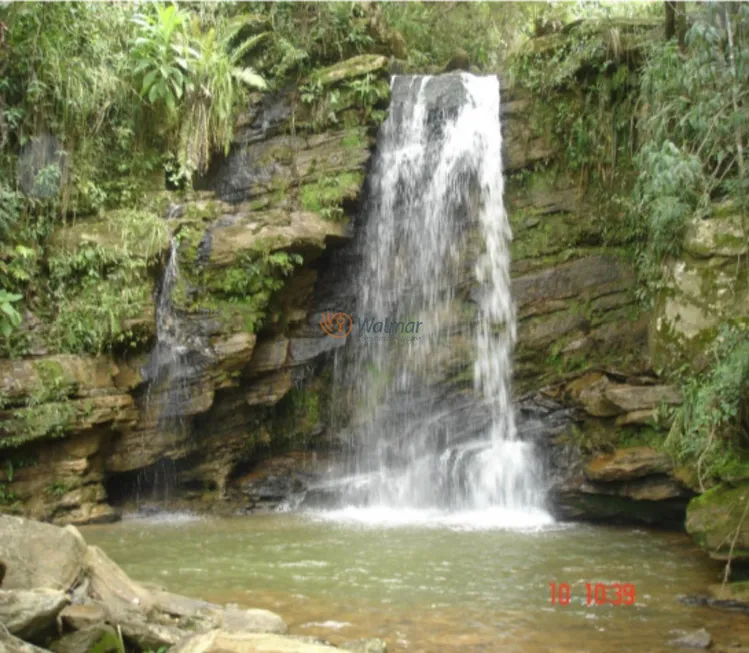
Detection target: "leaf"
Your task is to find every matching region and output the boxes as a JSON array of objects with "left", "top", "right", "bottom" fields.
[
  {"left": 148, "top": 82, "right": 160, "bottom": 104},
  {"left": 229, "top": 32, "right": 270, "bottom": 65},
  {"left": 232, "top": 67, "right": 266, "bottom": 90},
  {"left": 171, "top": 78, "right": 183, "bottom": 99},
  {"left": 141, "top": 70, "right": 158, "bottom": 95}
]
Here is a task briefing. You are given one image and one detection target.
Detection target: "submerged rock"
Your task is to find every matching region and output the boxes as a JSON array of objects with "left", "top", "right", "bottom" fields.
[
  {"left": 171, "top": 631, "right": 343, "bottom": 653},
  {"left": 219, "top": 608, "right": 288, "bottom": 635},
  {"left": 340, "top": 639, "right": 388, "bottom": 653},
  {"left": 669, "top": 628, "right": 712, "bottom": 649}
]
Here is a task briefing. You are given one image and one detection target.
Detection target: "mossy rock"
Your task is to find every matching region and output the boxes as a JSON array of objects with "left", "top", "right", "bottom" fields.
[
  {"left": 0, "top": 356, "right": 117, "bottom": 406},
  {"left": 299, "top": 171, "right": 364, "bottom": 221},
  {"left": 683, "top": 207, "right": 748, "bottom": 259},
  {"left": 48, "top": 209, "right": 170, "bottom": 263},
  {"left": 313, "top": 54, "right": 389, "bottom": 87},
  {"left": 0, "top": 394, "right": 136, "bottom": 450},
  {"left": 686, "top": 484, "right": 749, "bottom": 560},
  {"left": 650, "top": 245, "right": 749, "bottom": 374}
]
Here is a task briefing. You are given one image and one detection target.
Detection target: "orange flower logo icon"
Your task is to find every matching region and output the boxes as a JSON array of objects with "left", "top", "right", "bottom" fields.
[{"left": 320, "top": 311, "right": 353, "bottom": 338}]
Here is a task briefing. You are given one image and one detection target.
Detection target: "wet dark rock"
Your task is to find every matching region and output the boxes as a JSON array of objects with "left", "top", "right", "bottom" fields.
[
  {"left": 678, "top": 594, "right": 749, "bottom": 615},
  {"left": 444, "top": 48, "right": 470, "bottom": 72}
]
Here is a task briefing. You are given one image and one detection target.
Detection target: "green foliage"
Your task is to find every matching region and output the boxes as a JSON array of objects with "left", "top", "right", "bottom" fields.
[
  {"left": 508, "top": 20, "right": 642, "bottom": 188},
  {"left": 0, "top": 291, "right": 22, "bottom": 338},
  {"left": 299, "top": 172, "right": 362, "bottom": 221},
  {"left": 299, "top": 72, "right": 389, "bottom": 131},
  {"left": 2, "top": 401, "right": 79, "bottom": 449},
  {"left": 178, "top": 14, "right": 268, "bottom": 174},
  {"left": 666, "top": 324, "right": 749, "bottom": 485},
  {"left": 209, "top": 250, "right": 301, "bottom": 299},
  {"left": 130, "top": 5, "right": 192, "bottom": 111},
  {"left": 129, "top": 5, "right": 267, "bottom": 176},
  {"left": 43, "top": 210, "right": 168, "bottom": 354},
  {"left": 632, "top": 6, "right": 749, "bottom": 303},
  {"left": 2, "top": 2, "right": 267, "bottom": 222},
  {"left": 270, "top": 385, "right": 322, "bottom": 448},
  {"left": 45, "top": 480, "right": 70, "bottom": 497},
  {"left": 0, "top": 482, "right": 18, "bottom": 506},
  {"left": 257, "top": 3, "right": 374, "bottom": 76},
  {"left": 180, "top": 244, "right": 302, "bottom": 334}
]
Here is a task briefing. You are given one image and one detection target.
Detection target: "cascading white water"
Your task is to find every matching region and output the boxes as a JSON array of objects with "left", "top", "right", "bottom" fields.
[
  {"left": 323, "top": 73, "right": 552, "bottom": 528},
  {"left": 136, "top": 238, "right": 193, "bottom": 502}
]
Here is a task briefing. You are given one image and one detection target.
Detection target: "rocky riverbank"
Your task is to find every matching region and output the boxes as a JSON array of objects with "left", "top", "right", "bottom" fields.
[{"left": 0, "top": 514, "right": 387, "bottom": 653}]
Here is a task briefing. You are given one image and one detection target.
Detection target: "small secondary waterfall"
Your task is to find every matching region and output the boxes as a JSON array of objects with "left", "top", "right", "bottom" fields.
[
  {"left": 136, "top": 238, "right": 193, "bottom": 502},
  {"left": 327, "top": 73, "right": 551, "bottom": 527}
]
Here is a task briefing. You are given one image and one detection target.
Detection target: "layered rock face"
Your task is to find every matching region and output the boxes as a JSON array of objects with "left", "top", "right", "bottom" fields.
[
  {"left": 502, "top": 84, "right": 696, "bottom": 526},
  {"left": 0, "top": 56, "right": 389, "bottom": 524}
]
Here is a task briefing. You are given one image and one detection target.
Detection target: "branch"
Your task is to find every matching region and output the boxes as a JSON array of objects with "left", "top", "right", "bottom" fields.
[
  {"left": 721, "top": 492, "right": 749, "bottom": 593},
  {"left": 724, "top": 8, "right": 746, "bottom": 178},
  {"left": 696, "top": 424, "right": 715, "bottom": 492}
]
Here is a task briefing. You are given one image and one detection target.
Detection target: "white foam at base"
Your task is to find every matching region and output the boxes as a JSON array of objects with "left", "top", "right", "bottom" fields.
[
  {"left": 123, "top": 510, "right": 205, "bottom": 525},
  {"left": 309, "top": 506, "right": 554, "bottom": 531}
]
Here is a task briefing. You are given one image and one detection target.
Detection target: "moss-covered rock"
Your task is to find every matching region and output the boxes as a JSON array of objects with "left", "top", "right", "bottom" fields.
[
  {"left": 650, "top": 229, "right": 749, "bottom": 374},
  {"left": 684, "top": 204, "right": 748, "bottom": 259},
  {"left": 313, "top": 54, "right": 389, "bottom": 86},
  {"left": 686, "top": 484, "right": 749, "bottom": 560}
]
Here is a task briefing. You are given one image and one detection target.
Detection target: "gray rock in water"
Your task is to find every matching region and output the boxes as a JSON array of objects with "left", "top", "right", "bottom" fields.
[
  {"left": 0, "top": 516, "right": 87, "bottom": 592},
  {"left": 0, "top": 589, "right": 69, "bottom": 641},
  {"left": 171, "top": 630, "right": 345, "bottom": 653},
  {"left": 219, "top": 607, "right": 288, "bottom": 634},
  {"left": 340, "top": 639, "right": 388, "bottom": 653},
  {"left": 669, "top": 628, "right": 712, "bottom": 649}
]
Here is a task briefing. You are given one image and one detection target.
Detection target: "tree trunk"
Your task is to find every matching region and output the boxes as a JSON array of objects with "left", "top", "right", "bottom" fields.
[
  {"left": 676, "top": 2, "right": 687, "bottom": 50},
  {"left": 665, "top": 1, "right": 676, "bottom": 41}
]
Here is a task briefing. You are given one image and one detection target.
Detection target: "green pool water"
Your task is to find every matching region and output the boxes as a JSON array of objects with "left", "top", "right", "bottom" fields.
[{"left": 81, "top": 511, "right": 749, "bottom": 652}]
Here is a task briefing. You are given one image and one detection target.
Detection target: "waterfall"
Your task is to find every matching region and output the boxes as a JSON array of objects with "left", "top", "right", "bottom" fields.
[
  {"left": 323, "top": 73, "right": 552, "bottom": 528},
  {"left": 136, "top": 238, "right": 193, "bottom": 503}
]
